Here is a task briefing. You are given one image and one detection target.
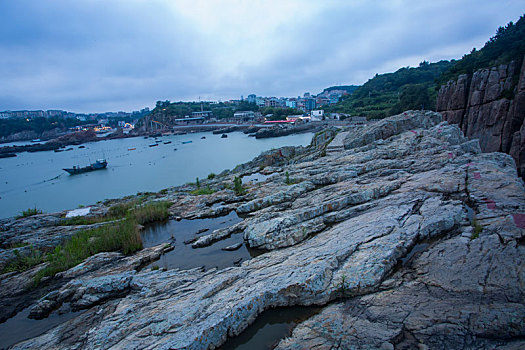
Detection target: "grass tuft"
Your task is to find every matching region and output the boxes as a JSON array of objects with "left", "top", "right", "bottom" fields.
[
  {"left": 190, "top": 186, "right": 216, "bottom": 195},
  {"left": 2, "top": 200, "right": 172, "bottom": 286},
  {"left": 233, "top": 176, "right": 246, "bottom": 196},
  {"left": 16, "top": 207, "right": 43, "bottom": 219},
  {"left": 1, "top": 247, "right": 43, "bottom": 274},
  {"left": 130, "top": 201, "right": 171, "bottom": 225},
  {"left": 471, "top": 218, "right": 483, "bottom": 239}
]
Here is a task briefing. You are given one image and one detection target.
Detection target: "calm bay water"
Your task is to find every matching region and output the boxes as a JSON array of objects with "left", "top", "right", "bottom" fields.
[{"left": 0, "top": 132, "right": 313, "bottom": 219}]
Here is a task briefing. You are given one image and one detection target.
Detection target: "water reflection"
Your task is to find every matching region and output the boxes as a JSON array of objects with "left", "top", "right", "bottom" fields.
[
  {"left": 219, "top": 306, "right": 321, "bottom": 350},
  {"left": 141, "top": 211, "right": 264, "bottom": 271}
]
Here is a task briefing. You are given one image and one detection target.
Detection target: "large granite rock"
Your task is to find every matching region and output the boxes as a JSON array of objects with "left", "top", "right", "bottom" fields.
[
  {"left": 4, "top": 111, "right": 525, "bottom": 349},
  {"left": 437, "top": 56, "right": 525, "bottom": 177}
]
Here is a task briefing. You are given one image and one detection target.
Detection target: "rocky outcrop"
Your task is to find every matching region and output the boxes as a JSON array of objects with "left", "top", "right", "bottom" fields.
[
  {"left": 437, "top": 56, "right": 525, "bottom": 177},
  {"left": 3, "top": 111, "right": 525, "bottom": 349},
  {"left": 254, "top": 123, "right": 321, "bottom": 138}
]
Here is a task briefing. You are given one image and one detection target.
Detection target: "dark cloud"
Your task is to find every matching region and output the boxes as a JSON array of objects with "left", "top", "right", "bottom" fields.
[{"left": 0, "top": 0, "right": 523, "bottom": 112}]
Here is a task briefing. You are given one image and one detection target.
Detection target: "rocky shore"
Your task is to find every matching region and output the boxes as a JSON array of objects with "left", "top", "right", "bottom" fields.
[{"left": 1, "top": 110, "right": 524, "bottom": 349}]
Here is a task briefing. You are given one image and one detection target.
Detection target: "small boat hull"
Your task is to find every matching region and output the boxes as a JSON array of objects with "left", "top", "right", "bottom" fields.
[{"left": 63, "top": 160, "right": 107, "bottom": 175}]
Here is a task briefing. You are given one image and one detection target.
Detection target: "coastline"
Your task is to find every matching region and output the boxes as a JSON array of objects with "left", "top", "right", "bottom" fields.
[{"left": 1, "top": 110, "right": 524, "bottom": 349}]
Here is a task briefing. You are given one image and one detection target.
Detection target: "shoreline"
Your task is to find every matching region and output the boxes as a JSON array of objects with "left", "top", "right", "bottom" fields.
[
  {"left": 0, "top": 122, "right": 322, "bottom": 156},
  {"left": 2, "top": 111, "right": 521, "bottom": 349}
]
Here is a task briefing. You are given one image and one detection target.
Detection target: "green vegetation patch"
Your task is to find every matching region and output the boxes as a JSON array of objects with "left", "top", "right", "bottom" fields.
[
  {"left": 1, "top": 247, "right": 44, "bottom": 274},
  {"left": 16, "top": 207, "right": 43, "bottom": 219},
  {"left": 326, "top": 60, "right": 452, "bottom": 119},
  {"left": 1, "top": 201, "right": 172, "bottom": 285},
  {"left": 130, "top": 201, "right": 171, "bottom": 225},
  {"left": 191, "top": 186, "right": 216, "bottom": 195},
  {"left": 471, "top": 218, "right": 483, "bottom": 239},
  {"left": 59, "top": 200, "right": 143, "bottom": 226},
  {"left": 34, "top": 218, "right": 142, "bottom": 285},
  {"left": 233, "top": 176, "right": 246, "bottom": 196}
]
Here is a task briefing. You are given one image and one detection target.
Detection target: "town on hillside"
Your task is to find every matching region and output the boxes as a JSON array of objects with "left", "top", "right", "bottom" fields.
[{"left": 0, "top": 86, "right": 369, "bottom": 142}]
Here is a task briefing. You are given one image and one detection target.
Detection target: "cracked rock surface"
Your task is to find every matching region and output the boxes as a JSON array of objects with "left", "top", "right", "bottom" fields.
[{"left": 4, "top": 110, "right": 525, "bottom": 349}]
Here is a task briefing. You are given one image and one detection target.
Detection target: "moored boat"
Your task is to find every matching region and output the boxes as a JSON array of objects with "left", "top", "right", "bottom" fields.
[{"left": 63, "top": 159, "right": 107, "bottom": 175}]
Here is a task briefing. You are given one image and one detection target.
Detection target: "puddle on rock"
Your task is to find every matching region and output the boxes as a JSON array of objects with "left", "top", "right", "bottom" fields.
[
  {"left": 219, "top": 306, "right": 321, "bottom": 350},
  {"left": 242, "top": 173, "right": 271, "bottom": 184},
  {"left": 0, "top": 303, "right": 82, "bottom": 349},
  {"left": 141, "top": 211, "right": 264, "bottom": 271},
  {"left": 400, "top": 242, "right": 429, "bottom": 266}
]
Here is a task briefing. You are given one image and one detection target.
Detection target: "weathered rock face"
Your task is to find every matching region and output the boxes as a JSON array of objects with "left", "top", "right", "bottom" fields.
[
  {"left": 4, "top": 111, "right": 525, "bottom": 349},
  {"left": 437, "top": 56, "right": 525, "bottom": 177}
]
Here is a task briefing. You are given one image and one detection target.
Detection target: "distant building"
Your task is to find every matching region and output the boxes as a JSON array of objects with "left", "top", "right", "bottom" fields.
[
  {"left": 286, "top": 114, "right": 303, "bottom": 122},
  {"left": 192, "top": 111, "right": 212, "bottom": 118},
  {"left": 329, "top": 93, "right": 342, "bottom": 104},
  {"left": 316, "top": 97, "right": 330, "bottom": 107},
  {"left": 255, "top": 97, "right": 265, "bottom": 107},
  {"left": 285, "top": 99, "right": 297, "bottom": 108},
  {"left": 174, "top": 117, "right": 204, "bottom": 125},
  {"left": 233, "top": 111, "right": 255, "bottom": 122},
  {"left": 327, "top": 112, "right": 346, "bottom": 120},
  {"left": 310, "top": 110, "right": 324, "bottom": 121},
  {"left": 303, "top": 98, "right": 316, "bottom": 112},
  {"left": 265, "top": 97, "right": 281, "bottom": 108},
  {"left": 247, "top": 94, "right": 256, "bottom": 104}
]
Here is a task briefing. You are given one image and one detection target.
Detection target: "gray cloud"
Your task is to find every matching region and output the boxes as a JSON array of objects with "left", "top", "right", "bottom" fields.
[{"left": 0, "top": 0, "right": 523, "bottom": 112}]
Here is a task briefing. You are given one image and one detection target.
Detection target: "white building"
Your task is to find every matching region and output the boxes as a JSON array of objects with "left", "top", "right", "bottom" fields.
[
  {"left": 310, "top": 110, "right": 324, "bottom": 121},
  {"left": 233, "top": 111, "right": 255, "bottom": 122}
]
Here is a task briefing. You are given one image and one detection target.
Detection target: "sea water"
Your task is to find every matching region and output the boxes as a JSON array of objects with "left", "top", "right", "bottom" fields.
[{"left": 0, "top": 132, "right": 313, "bottom": 219}]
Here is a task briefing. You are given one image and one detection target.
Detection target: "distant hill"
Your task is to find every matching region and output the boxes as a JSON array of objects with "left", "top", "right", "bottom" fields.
[
  {"left": 326, "top": 60, "right": 453, "bottom": 119},
  {"left": 320, "top": 85, "right": 359, "bottom": 94},
  {"left": 327, "top": 14, "right": 524, "bottom": 120}
]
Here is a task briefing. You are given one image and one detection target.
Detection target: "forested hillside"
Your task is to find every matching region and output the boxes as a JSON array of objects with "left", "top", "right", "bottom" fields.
[
  {"left": 325, "top": 61, "right": 452, "bottom": 119},
  {"left": 328, "top": 14, "right": 524, "bottom": 120}
]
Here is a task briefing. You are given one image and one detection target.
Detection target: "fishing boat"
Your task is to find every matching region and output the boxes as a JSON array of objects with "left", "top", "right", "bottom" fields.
[
  {"left": 128, "top": 147, "right": 136, "bottom": 151},
  {"left": 182, "top": 140, "right": 192, "bottom": 144},
  {"left": 221, "top": 134, "right": 228, "bottom": 138},
  {"left": 163, "top": 141, "right": 172, "bottom": 144},
  {"left": 63, "top": 159, "right": 107, "bottom": 175},
  {"left": 149, "top": 143, "right": 158, "bottom": 147}
]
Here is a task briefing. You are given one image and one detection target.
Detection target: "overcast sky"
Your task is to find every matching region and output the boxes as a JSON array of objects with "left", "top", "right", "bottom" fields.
[{"left": 0, "top": 0, "right": 523, "bottom": 113}]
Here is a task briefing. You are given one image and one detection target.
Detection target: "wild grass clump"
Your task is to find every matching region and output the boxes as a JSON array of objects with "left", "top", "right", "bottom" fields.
[
  {"left": 190, "top": 186, "right": 216, "bottom": 195},
  {"left": 2, "top": 200, "right": 171, "bottom": 285},
  {"left": 129, "top": 201, "right": 171, "bottom": 225},
  {"left": 207, "top": 173, "right": 216, "bottom": 180},
  {"left": 58, "top": 215, "right": 115, "bottom": 226},
  {"left": 34, "top": 218, "right": 142, "bottom": 285},
  {"left": 471, "top": 218, "right": 483, "bottom": 239},
  {"left": 233, "top": 176, "right": 246, "bottom": 196},
  {"left": 1, "top": 247, "right": 43, "bottom": 274},
  {"left": 108, "top": 201, "right": 139, "bottom": 218},
  {"left": 58, "top": 200, "right": 140, "bottom": 226},
  {"left": 17, "top": 207, "right": 42, "bottom": 219}
]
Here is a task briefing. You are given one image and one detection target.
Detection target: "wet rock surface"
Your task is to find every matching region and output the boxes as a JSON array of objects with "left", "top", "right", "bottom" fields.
[{"left": 2, "top": 110, "right": 525, "bottom": 349}]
